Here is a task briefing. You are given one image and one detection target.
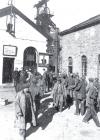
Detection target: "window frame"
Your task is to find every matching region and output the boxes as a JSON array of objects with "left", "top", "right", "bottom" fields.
[
  {"left": 81, "top": 55, "right": 87, "bottom": 76},
  {"left": 68, "top": 57, "right": 73, "bottom": 73}
]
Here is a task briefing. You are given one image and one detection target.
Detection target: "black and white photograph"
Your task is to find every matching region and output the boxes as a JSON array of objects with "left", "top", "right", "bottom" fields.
[{"left": 0, "top": 0, "right": 100, "bottom": 140}]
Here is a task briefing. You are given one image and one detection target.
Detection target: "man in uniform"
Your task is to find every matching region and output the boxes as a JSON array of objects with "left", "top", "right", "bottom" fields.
[
  {"left": 83, "top": 78, "right": 100, "bottom": 127},
  {"left": 74, "top": 75, "right": 87, "bottom": 115}
]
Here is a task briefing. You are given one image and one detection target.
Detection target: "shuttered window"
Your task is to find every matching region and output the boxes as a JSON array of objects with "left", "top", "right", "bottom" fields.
[{"left": 68, "top": 57, "right": 73, "bottom": 73}]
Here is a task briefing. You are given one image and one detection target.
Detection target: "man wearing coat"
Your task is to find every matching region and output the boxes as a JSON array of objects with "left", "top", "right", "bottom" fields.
[
  {"left": 29, "top": 75, "right": 41, "bottom": 126},
  {"left": 74, "top": 75, "right": 87, "bottom": 115},
  {"left": 15, "top": 87, "right": 36, "bottom": 140},
  {"left": 52, "top": 77, "right": 60, "bottom": 110},
  {"left": 52, "top": 76, "right": 63, "bottom": 111},
  {"left": 82, "top": 78, "right": 100, "bottom": 127}
]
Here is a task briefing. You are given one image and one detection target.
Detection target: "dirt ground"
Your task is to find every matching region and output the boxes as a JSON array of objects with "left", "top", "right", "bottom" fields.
[{"left": 0, "top": 86, "right": 100, "bottom": 140}]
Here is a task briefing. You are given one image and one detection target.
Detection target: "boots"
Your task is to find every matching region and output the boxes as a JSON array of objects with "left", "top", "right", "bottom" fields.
[{"left": 93, "top": 115, "right": 100, "bottom": 127}]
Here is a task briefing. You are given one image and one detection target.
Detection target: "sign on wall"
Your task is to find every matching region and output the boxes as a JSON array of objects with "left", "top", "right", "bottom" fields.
[{"left": 3, "top": 45, "right": 17, "bottom": 56}]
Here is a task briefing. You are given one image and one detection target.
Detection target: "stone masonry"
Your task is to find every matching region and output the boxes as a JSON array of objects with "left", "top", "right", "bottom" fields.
[{"left": 60, "top": 24, "right": 100, "bottom": 80}]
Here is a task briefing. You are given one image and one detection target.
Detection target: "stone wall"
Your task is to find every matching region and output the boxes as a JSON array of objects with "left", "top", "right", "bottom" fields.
[{"left": 60, "top": 24, "right": 100, "bottom": 79}]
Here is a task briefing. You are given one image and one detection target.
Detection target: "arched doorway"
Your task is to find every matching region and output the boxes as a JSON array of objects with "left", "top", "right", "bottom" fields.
[{"left": 23, "top": 47, "right": 37, "bottom": 72}]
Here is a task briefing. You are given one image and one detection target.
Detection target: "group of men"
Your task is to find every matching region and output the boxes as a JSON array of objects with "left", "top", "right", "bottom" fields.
[
  {"left": 13, "top": 67, "right": 100, "bottom": 140},
  {"left": 52, "top": 73, "right": 100, "bottom": 127}
]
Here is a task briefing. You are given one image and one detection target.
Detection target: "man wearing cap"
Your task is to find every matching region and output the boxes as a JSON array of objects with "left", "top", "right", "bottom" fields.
[
  {"left": 15, "top": 87, "right": 36, "bottom": 140},
  {"left": 29, "top": 75, "right": 41, "bottom": 126},
  {"left": 66, "top": 73, "right": 75, "bottom": 108},
  {"left": 74, "top": 75, "right": 87, "bottom": 115},
  {"left": 52, "top": 76, "right": 62, "bottom": 111},
  {"left": 83, "top": 78, "right": 100, "bottom": 127}
]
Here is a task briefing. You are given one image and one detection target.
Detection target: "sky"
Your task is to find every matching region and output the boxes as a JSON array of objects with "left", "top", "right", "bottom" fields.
[{"left": 1, "top": 0, "right": 100, "bottom": 31}]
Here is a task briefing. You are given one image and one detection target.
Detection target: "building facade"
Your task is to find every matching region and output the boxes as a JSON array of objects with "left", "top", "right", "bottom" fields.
[
  {"left": 0, "top": 9, "right": 48, "bottom": 85},
  {"left": 60, "top": 15, "right": 100, "bottom": 80}
]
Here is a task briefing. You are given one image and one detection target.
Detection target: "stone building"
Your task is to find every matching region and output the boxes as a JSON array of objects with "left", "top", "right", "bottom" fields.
[{"left": 60, "top": 15, "right": 100, "bottom": 80}]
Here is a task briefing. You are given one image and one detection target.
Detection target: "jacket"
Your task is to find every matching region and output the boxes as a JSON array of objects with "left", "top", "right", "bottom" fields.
[
  {"left": 86, "top": 85, "right": 98, "bottom": 107},
  {"left": 15, "top": 89, "right": 36, "bottom": 129}
]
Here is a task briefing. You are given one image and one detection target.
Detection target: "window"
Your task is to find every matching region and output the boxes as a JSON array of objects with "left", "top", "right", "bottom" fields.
[
  {"left": 82, "top": 55, "right": 87, "bottom": 76},
  {"left": 68, "top": 57, "right": 73, "bottom": 73},
  {"left": 23, "top": 47, "right": 36, "bottom": 70},
  {"left": 98, "top": 54, "right": 100, "bottom": 64}
]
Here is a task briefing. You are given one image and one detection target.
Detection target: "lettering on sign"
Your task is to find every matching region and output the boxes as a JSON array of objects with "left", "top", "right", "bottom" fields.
[{"left": 3, "top": 45, "right": 17, "bottom": 56}]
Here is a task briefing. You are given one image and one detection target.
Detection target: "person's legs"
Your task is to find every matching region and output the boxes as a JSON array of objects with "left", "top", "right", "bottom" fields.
[
  {"left": 91, "top": 106, "right": 100, "bottom": 127},
  {"left": 59, "top": 95, "right": 63, "bottom": 112},
  {"left": 53, "top": 93, "right": 56, "bottom": 107},
  {"left": 19, "top": 129, "right": 26, "bottom": 140},
  {"left": 44, "top": 82, "right": 47, "bottom": 93},
  {"left": 74, "top": 99, "right": 80, "bottom": 115},
  {"left": 83, "top": 107, "right": 91, "bottom": 123},
  {"left": 80, "top": 99, "right": 86, "bottom": 116},
  {"left": 55, "top": 95, "right": 60, "bottom": 111},
  {"left": 63, "top": 95, "right": 67, "bottom": 107}
]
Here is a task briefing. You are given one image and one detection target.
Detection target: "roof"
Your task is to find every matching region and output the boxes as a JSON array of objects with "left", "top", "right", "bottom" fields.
[
  {"left": 60, "top": 15, "right": 100, "bottom": 36},
  {"left": 0, "top": 6, "right": 52, "bottom": 40}
]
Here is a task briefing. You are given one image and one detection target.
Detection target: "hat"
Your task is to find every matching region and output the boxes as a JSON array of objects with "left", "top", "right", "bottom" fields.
[{"left": 88, "top": 78, "right": 94, "bottom": 82}]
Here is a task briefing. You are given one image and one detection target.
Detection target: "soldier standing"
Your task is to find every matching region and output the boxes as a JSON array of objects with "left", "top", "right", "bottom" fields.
[
  {"left": 52, "top": 76, "right": 63, "bottom": 111},
  {"left": 74, "top": 75, "right": 87, "bottom": 115},
  {"left": 67, "top": 73, "right": 75, "bottom": 108},
  {"left": 61, "top": 74, "right": 68, "bottom": 108},
  {"left": 52, "top": 77, "right": 60, "bottom": 109}
]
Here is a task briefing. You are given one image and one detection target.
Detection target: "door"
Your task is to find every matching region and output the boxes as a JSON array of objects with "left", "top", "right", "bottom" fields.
[
  {"left": 2, "top": 57, "right": 14, "bottom": 83},
  {"left": 23, "top": 47, "right": 37, "bottom": 72},
  {"left": 97, "top": 54, "right": 100, "bottom": 81}
]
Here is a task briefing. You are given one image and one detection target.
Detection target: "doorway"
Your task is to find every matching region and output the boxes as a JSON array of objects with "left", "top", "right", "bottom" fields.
[
  {"left": 23, "top": 47, "right": 37, "bottom": 72},
  {"left": 2, "top": 57, "right": 14, "bottom": 83}
]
